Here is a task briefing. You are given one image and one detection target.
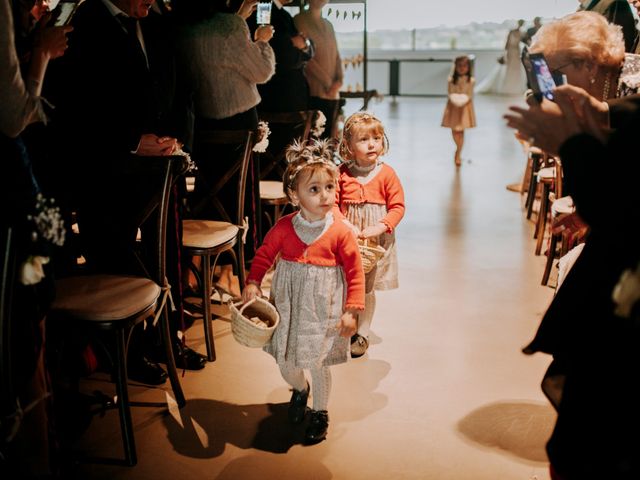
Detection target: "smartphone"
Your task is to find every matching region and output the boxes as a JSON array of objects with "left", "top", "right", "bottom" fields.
[
  {"left": 50, "top": 0, "right": 83, "bottom": 26},
  {"left": 522, "top": 49, "right": 565, "bottom": 102},
  {"left": 256, "top": 1, "right": 272, "bottom": 25}
]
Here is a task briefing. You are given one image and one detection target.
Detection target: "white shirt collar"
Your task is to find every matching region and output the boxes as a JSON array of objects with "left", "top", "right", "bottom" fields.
[{"left": 101, "top": 0, "right": 127, "bottom": 18}]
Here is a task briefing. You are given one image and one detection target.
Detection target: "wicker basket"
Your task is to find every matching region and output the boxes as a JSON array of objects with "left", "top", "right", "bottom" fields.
[
  {"left": 229, "top": 297, "right": 280, "bottom": 348},
  {"left": 358, "top": 239, "right": 386, "bottom": 274}
]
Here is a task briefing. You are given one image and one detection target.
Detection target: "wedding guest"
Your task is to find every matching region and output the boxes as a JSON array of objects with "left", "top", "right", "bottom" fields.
[
  {"left": 294, "top": 0, "right": 343, "bottom": 139},
  {"left": 505, "top": 84, "right": 640, "bottom": 480}
]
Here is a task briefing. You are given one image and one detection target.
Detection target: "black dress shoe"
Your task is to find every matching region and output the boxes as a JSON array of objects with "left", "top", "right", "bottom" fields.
[
  {"left": 173, "top": 343, "right": 207, "bottom": 370},
  {"left": 304, "top": 410, "right": 329, "bottom": 445},
  {"left": 288, "top": 382, "right": 309, "bottom": 424},
  {"left": 127, "top": 356, "right": 168, "bottom": 385},
  {"left": 150, "top": 341, "right": 207, "bottom": 370}
]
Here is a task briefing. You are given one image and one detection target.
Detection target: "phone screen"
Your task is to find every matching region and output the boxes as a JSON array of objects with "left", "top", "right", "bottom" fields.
[
  {"left": 521, "top": 49, "right": 565, "bottom": 101},
  {"left": 256, "top": 1, "right": 272, "bottom": 25},
  {"left": 51, "top": 1, "right": 82, "bottom": 26}
]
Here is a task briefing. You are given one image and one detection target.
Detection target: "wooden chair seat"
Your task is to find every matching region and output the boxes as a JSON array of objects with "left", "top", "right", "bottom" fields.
[
  {"left": 182, "top": 220, "right": 239, "bottom": 250},
  {"left": 54, "top": 275, "right": 160, "bottom": 323}
]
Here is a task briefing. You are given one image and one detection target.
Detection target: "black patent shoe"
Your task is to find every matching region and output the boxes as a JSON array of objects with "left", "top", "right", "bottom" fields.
[
  {"left": 127, "top": 356, "right": 168, "bottom": 385},
  {"left": 288, "top": 382, "right": 309, "bottom": 424},
  {"left": 173, "top": 343, "right": 207, "bottom": 370},
  {"left": 304, "top": 410, "right": 329, "bottom": 445}
]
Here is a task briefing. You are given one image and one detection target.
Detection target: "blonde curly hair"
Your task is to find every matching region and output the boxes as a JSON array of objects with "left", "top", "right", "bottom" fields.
[
  {"left": 530, "top": 11, "right": 625, "bottom": 71},
  {"left": 282, "top": 139, "right": 338, "bottom": 202},
  {"left": 338, "top": 111, "right": 389, "bottom": 161}
]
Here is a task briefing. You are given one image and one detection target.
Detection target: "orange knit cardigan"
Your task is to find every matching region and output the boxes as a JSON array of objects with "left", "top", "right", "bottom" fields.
[
  {"left": 337, "top": 163, "right": 405, "bottom": 232},
  {"left": 247, "top": 213, "right": 365, "bottom": 310}
]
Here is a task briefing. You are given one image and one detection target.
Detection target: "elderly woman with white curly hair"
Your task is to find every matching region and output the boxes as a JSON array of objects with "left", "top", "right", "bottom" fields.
[{"left": 529, "top": 10, "right": 640, "bottom": 100}]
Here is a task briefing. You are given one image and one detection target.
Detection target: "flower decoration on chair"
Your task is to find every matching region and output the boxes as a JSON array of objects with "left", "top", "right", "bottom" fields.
[
  {"left": 311, "top": 110, "right": 327, "bottom": 138},
  {"left": 253, "top": 121, "right": 271, "bottom": 153},
  {"left": 612, "top": 262, "right": 640, "bottom": 318},
  {"left": 19, "top": 193, "right": 66, "bottom": 286}
]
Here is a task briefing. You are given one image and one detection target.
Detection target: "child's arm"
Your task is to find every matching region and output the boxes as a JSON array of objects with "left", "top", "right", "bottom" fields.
[
  {"left": 337, "top": 230, "right": 366, "bottom": 311},
  {"left": 243, "top": 222, "right": 284, "bottom": 297},
  {"left": 379, "top": 168, "right": 406, "bottom": 233}
]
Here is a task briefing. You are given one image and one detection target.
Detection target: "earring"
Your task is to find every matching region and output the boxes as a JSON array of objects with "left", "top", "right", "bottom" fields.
[{"left": 590, "top": 77, "right": 596, "bottom": 84}]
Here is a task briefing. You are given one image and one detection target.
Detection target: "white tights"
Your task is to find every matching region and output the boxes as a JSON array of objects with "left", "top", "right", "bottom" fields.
[{"left": 279, "top": 361, "right": 332, "bottom": 411}]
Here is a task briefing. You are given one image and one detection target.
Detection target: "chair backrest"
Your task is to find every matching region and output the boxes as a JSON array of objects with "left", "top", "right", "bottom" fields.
[
  {"left": 189, "top": 129, "right": 255, "bottom": 227},
  {"left": 257, "top": 110, "right": 318, "bottom": 180},
  {"left": 124, "top": 155, "right": 188, "bottom": 285}
]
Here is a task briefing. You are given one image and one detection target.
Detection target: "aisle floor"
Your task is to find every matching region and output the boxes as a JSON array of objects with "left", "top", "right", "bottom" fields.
[{"left": 74, "top": 94, "right": 557, "bottom": 480}]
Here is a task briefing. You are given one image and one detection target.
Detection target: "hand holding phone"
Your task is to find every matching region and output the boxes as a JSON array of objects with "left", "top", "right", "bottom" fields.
[
  {"left": 256, "top": 1, "right": 272, "bottom": 25},
  {"left": 522, "top": 49, "right": 565, "bottom": 102},
  {"left": 50, "top": 0, "right": 83, "bottom": 27}
]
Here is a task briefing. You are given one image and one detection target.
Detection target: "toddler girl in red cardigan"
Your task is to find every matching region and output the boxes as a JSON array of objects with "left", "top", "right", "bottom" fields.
[
  {"left": 242, "top": 139, "right": 365, "bottom": 445},
  {"left": 337, "top": 112, "right": 405, "bottom": 358}
]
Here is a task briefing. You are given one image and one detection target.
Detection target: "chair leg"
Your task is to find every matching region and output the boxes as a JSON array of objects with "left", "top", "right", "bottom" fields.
[
  {"left": 114, "top": 328, "right": 137, "bottom": 466},
  {"left": 535, "top": 184, "right": 550, "bottom": 255},
  {"left": 541, "top": 232, "right": 558, "bottom": 286},
  {"left": 201, "top": 254, "right": 216, "bottom": 362},
  {"left": 158, "top": 303, "right": 185, "bottom": 407}
]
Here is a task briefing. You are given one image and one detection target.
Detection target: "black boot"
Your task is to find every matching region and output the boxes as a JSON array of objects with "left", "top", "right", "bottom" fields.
[
  {"left": 288, "top": 382, "right": 309, "bottom": 424},
  {"left": 304, "top": 410, "right": 329, "bottom": 445}
]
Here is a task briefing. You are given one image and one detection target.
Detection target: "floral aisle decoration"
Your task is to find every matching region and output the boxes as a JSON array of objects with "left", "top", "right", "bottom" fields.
[
  {"left": 253, "top": 121, "right": 271, "bottom": 153},
  {"left": 19, "top": 194, "right": 66, "bottom": 285},
  {"left": 311, "top": 111, "right": 326, "bottom": 138}
]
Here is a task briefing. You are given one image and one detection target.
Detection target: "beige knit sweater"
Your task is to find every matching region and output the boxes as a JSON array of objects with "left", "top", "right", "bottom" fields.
[
  {"left": 178, "top": 13, "right": 275, "bottom": 120},
  {"left": 294, "top": 11, "right": 343, "bottom": 100}
]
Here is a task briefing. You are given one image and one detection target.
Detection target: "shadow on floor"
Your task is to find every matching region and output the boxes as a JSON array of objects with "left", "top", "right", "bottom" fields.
[
  {"left": 456, "top": 400, "right": 556, "bottom": 463},
  {"left": 162, "top": 398, "right": 309, "bottom": 458},
  {"left": 213, "top": 454, "right": 333, "bottom": 480}
]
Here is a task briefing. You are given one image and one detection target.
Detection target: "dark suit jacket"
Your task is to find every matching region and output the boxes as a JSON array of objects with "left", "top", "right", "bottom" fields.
[
  {"left": 584, "top": 0, "right": 637, "bottom": 52},
  {"left": 525, "top": 95, "right": 640, "bottom": 477},
  {"left": 51, "top": 0, "right": 180, "bottom": 170},
  {"left": 247, "top": 4, "right": 313, "bottom": 112},
  {"left": 47, "top": 0, "right": 183, "bottom": 274}
]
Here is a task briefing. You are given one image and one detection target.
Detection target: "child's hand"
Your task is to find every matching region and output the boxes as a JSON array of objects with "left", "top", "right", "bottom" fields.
[
  {"left": 337, "top": 309, "right": 358, "bottom": 338},
  {"left": 359, "top": 223, "right": 387, "bottom": 240},
  {"left": 242, "top": 283, "right": 262, "bottom": 303}
]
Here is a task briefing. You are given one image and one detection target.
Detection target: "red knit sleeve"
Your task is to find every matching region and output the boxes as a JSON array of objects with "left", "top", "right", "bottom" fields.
[
  {"left": 246, "top": 220, "right": 284, "bottom": 286},
  {"left": 336, "top": 228, "right": 365, "bottom": 310},
  {"left": 380, "top": 166, "right": 405, "bottom": 232}
]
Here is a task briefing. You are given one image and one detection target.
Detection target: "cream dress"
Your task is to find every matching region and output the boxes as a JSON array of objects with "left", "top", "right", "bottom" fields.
[
  {"left": 342, "top": 162, "right": 399, "bottom": 291},
  {"left": 264, "top": 213, "right": 349, "bottom": 368},
  {"left": 441, "top": 76, "right": 477, "bottom": 131}
]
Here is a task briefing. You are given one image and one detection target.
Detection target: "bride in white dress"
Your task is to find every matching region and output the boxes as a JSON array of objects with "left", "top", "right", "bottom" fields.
[{"left": 476, "top": 19, "right": 527, "bottom": 95}]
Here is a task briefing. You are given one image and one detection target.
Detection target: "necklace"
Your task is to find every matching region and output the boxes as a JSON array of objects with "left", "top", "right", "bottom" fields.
[{"left": 350, "top": 161, "right": 378, "bottom": 174}]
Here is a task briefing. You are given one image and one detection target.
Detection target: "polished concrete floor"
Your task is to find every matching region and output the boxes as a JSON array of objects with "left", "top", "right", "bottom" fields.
[{"left": 74, "top": 94, "right": 557, "bottom": 480}]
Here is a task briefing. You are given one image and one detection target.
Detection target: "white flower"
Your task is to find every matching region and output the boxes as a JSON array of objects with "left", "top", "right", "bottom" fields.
[
  {"left": 173, "top": 146, "right": 197, "bottom": 173},
  {"left": 253, "top": 121, "right": 271, "bottom": 153},
  {"left": 311, "top": 111, "right": 327, "bottom": 137},
  {"left": 29, "top": 194, "right": 66, "bottom": 247},
  {"left": 612, "top": 264, "right": 640, "bottom": 318},
  {"left": 19, "top": 255, "right": 50, "bottom": 285}
]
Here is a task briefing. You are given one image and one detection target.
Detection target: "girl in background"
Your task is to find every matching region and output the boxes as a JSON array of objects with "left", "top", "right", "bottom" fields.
[
  {"left": 337, "top": 112, "right": 405, "bottom": 358},
  {"left": 242, "top": 140, "right": 365, "bottom": 444},
  {"left": 441, "top": 55, "right": 476, "bottom": 167}
]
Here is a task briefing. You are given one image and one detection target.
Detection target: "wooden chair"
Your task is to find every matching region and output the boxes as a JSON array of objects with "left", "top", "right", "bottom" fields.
[
  {"left": 182, "top": 129, "right": 254, "bottom": 362},
  {"left": 533, "top": 156, "right": 559, "bottom": 256},
  {"left": 49, "top": 156, "right": 187, "bottom": 466},
  {"left": 0, "top": 226, "right": 17, "bottom": 441}
]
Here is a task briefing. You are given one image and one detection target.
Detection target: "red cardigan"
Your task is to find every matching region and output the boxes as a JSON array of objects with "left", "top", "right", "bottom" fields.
[
  {"left": 247, "top": 213, "right": 365, "bottom": 310},
  {"left": 337, "top": 163, "right": 405, "bottom": 232}
]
